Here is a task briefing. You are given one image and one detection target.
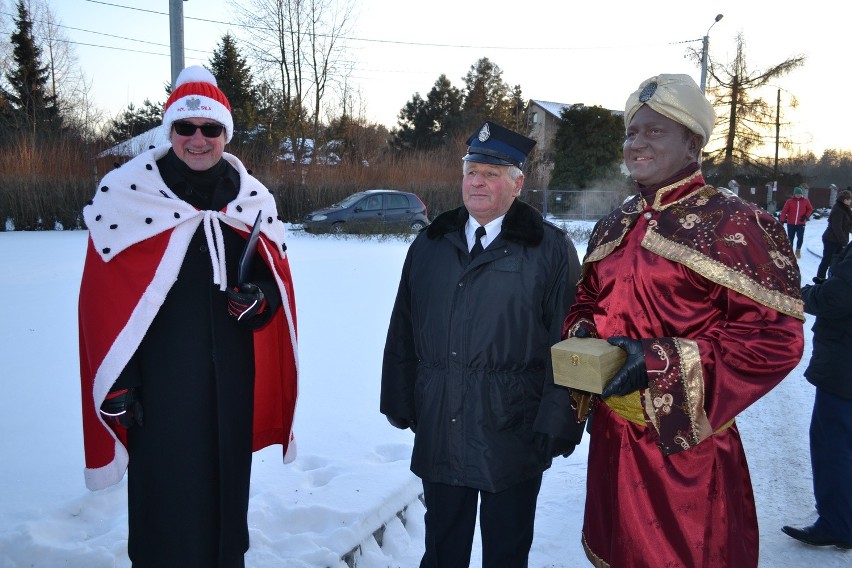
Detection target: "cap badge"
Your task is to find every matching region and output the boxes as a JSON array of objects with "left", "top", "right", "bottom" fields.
[
  {"left": 638, "top": 82, "right": 657, "bottom": 102},
  {"left": 186, "top": 97, "right": 202, "bottom": 111},
  {"left": 478, "top": 123, "right": 490, "bottom": 142}
]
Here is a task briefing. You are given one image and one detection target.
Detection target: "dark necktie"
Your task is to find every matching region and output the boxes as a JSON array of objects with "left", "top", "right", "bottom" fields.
[{"left": 470, "top": 226, "right": 486, "bottom": 259}]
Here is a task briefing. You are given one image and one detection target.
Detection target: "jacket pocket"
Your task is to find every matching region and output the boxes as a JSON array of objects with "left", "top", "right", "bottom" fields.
[{"left": 486, "top": 373, "right": 525, "bottom": 431}]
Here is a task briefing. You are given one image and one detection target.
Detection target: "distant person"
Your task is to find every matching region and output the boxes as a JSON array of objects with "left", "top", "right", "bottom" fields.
[
  {"left": 780, "top": 186, "right": 814, "bottom": 258},
  {"left": 78, "top": 65, "right": 298, "bottom": 567},
  {"left": 381, "top": 121, "right": 584, "bottom": 567},
  {"left": 813, "top": 188, "right": 852, "bottom": 283},
  {"left": 562, "top": 74, "right": 805, "bottom": 567},
  {"left": 782, "top": 245, "right": 852, "bottom": 550}
]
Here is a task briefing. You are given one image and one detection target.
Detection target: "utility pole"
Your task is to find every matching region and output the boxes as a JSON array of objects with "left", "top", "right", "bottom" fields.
[
  {"left": 700, "top": 14, "right": 723, "bottom": 94},
  {"left": 169, "top": 0, "right": 187, "bottom": 87},
  {"left": 767, "top": 88, "right": 781, "bottom": 214},
  {"left": 774, "top": 88, "right": 781, "bottom": 187}
]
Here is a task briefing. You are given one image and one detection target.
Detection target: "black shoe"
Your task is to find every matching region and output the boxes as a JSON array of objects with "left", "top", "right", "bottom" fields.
[
  {"left": 812, "top": 277, "right": 826, "bottom": 284},
  {"left": 781, "top": 524, "right": 852, "bottom": 549}
]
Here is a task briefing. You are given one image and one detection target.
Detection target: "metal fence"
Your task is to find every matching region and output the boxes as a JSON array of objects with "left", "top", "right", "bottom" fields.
[
  {"left": 524, "top": 189, "right": 627, "bottom": 220},
  {"left": 525, "top": 186, "right": 838, "bottom": 221}
]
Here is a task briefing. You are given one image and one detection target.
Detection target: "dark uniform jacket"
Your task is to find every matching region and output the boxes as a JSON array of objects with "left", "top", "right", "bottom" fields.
[
  {"left": 823, "top": 201, "right": 852, "bottom": 245},
  {"left": 803, "top": 242, "right": 852, "bottom": 400},
  {"left": 381, "top": 199, "right": 584, "bottom": 492}
]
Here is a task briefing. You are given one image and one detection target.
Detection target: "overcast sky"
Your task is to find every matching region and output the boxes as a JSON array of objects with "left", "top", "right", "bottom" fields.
[{"left": 8, "top": 0, "right": 850, "bottom": 155}]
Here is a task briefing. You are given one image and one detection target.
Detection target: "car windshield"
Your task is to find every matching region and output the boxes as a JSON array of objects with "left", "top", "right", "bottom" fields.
[{"left": 334, "top": 192, "right": 368, "bottom": 208}]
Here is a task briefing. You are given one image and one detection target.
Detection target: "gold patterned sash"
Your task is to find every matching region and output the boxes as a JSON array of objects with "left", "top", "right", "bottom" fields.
[{"left": 604, "top": 392, "right": 735, "bottom": 434}]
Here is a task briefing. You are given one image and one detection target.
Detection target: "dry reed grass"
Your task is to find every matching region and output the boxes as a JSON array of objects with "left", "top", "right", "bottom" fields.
[{"left": 2, "top": 134, "right": 590, "bottom": 232}]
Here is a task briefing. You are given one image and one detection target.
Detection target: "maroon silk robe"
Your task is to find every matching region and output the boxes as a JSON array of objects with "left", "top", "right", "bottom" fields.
[{"left": 564, "top": 169, "right": 804, "bottom": 567}]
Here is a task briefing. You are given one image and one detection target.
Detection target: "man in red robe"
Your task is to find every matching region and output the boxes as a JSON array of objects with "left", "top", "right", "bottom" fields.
[
  {"left": 563, "top": 74, "right": 804, "bottom": 567},
  {"left": 78, "top": 66, "right": 298, "bottom": 567}
]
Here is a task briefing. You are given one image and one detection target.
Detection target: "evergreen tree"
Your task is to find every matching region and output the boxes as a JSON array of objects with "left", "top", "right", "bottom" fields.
[
  {"left": 506, "top": 85, "right": 526, "bottom": 132},
  {"left": 549, "top": 104, "right": 624, "bottom": 189},
  {"left": 392, "top": 74, "right": 463, "bottom": 152},
  {"left": 104, "top": 99, "right": 164, "bottom": 145},
  {"left": 393, "top": 92, "right": 432, "bottom": 152},
  {"left": 460, "top": 58, "right": 513, "bottom": 131},
  {"left": 1, "top": 0, "right": 61, "bottom": 136},
  {"left": 209, "top": 34, "right": 258, "bottom": 141}
]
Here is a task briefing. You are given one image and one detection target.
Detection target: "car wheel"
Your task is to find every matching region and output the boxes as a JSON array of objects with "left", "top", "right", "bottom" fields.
[
  {"left": 331, "top": 222, "right": 345, "bottom": 234},
  {"left": 410, "top": 221, "right": 426, "bottom": 232}
]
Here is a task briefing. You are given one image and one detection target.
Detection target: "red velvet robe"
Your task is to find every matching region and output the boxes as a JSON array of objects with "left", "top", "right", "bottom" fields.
[
  {"left": 78, "top": 146, "right": 298, "bottom": 491},
  {"left": 563, "top": 170, "right": 804, "bottom": 567}
]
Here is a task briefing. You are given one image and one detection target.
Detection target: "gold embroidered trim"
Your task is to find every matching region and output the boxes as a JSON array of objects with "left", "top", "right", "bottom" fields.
[
  {"left": 678, "top": 338, "right": 735, "bottom": 442},
  {"left": 651, "top": 170, "right": 704, "bottom": 210},
  {"left": 641, "top": 230, "right": 805, "bottom": 320},
  {"left": 584, "top": 209, "right": 640, "bottom": 265},
  {"left": 582, "top": 531, "right": 611, "bottom": 568},
  {"left": 568, "top": 318, "right": 597, "bottom": 338},
  {"left": 676, "top": 338, "right": 709, "bottom": 446},
  {"left": 584, "top": 235, "right": 626, "bottom": 265}
]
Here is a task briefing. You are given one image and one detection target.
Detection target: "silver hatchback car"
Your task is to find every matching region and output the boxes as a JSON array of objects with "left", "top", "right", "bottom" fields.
[{"left": 303, "top": 189, "right": 429, "bottom": 234}]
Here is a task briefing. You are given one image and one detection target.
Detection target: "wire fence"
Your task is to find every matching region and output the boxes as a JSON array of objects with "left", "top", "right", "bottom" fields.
[{"left": 524, "top": 189, "right": 628, "bottom": 220}]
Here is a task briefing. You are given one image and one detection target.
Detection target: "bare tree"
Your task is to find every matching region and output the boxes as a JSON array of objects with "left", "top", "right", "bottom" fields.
[
  {"left": 702, "top": 33, "right": 805, "bottom": 181},
  {"left": 232, "top": 0, "right": 354, "bottom": 166}
]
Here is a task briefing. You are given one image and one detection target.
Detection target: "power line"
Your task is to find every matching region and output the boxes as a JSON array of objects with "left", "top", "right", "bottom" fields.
[
  {"left": 0, "top": 10, "right": 212, "bottom": 57},
  {"left": 81, "top": 0, "right": 699, "bottom": 53},
  {"left": 51, "top": 37, "right": 210, "bottom": 60}
]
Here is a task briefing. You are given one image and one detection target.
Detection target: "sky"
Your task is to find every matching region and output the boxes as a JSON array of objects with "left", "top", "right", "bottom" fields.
[
  {"left": 2, "top": 0, "right": 850, "bottom": 156},
  {"left": 1, "top": 216, "right": 851, "bottom": 566}
]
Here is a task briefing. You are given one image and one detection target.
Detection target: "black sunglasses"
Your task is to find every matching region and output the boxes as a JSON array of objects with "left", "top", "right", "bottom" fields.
[{"left": 173, "top": 121, "right": 225, "bottom": 138}]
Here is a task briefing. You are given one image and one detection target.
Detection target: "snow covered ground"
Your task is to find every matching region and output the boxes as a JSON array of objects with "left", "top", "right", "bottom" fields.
[{"left": 0, "top": 214, "right": 849, "bottom": 567}]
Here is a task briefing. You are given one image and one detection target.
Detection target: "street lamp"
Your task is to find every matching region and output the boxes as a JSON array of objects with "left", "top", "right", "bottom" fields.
[{"left": 700, "top": 14, "right": 724, "bottom": 94}]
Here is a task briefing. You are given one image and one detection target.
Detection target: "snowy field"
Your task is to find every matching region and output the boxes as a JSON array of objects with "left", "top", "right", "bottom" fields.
[{"left": 0, "top": 214, "right": 849, "bottom": 567}]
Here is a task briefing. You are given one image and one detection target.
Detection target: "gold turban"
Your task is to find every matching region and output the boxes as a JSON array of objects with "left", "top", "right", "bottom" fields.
[{"left": 624, "top": 74, "right": 716, "bottom": 146}]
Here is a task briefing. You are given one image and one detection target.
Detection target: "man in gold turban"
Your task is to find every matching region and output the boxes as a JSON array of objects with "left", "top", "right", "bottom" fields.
[{"left": 562, "top": 73, "right": 804, "bottom": 567}]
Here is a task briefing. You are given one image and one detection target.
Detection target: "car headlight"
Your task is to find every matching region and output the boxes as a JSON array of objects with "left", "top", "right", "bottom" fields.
[{"left": 311, "top": 214, "right": 327, "bottom": 221}]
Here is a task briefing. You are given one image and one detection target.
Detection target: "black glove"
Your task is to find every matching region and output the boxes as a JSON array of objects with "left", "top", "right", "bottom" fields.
[
  {"left": 100, "top": 387, "right": 143, "bottom": 428},
  {"left": 801, "top": 284, "right": 815, "bottom": 304},
  {"left": 226, "top": 283, "right": 266, "bottom": 322},
  {"left": 386, "top": 415, "right": 417, "bottom": 432},
  {"left": 800, "top": 215, "right": 808, "bottom": 223},
  {"left": 545, "top": 435, "right": 577, "bottom": 458},
  {"left": 602, "top": 336, "right": 649, "bottom": 398}
]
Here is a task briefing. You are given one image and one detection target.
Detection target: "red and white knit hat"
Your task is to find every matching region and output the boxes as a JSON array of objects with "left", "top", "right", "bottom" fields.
[{"left": 162, "top": 65, "right": 233, "bottom": 142}]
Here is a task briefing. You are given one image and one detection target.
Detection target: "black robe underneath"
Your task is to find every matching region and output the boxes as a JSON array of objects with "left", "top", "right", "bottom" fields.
[{"left": 118, "top": 151, "right": 278, "bottom": 567}]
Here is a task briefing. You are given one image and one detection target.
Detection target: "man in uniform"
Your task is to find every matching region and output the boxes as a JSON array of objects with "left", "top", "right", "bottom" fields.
[{"left": 381, "top": 121, "right": 584, "bottom": 567}]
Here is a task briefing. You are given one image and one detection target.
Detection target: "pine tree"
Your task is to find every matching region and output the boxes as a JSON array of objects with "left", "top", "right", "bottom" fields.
[
  {"left": 1, "top": 0, "right": 61, "bottom": 136},
  {"left": 549, "top": 104, "right": 624, "bottom": 189},
  {"left": 460, "top": 58, "right": 513, "bottom": 132},
  {"left": 392, "top": 74, "right": 463, "bottom": 153},
  {"left": 209, "top": 33, "right": 258, "bottom": 141},
  {"left": 104, "top": 99, "right": 164, "bottom": 146}
]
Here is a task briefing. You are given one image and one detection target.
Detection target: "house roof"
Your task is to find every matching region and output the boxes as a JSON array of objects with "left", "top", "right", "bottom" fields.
[
  {"left": 529, "top": 100, "right": 573, "bottom": 118},
  {"left": 528, "top": 99, "right": 624, "bottom": 119},
  {"left": 98, "top": 125, "right": 169, "bottom": 158}
]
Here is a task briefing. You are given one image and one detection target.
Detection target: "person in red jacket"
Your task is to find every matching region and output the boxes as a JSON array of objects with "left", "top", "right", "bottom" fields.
[{"left": 780, "top": 186, "right": 815, "bottom": 258}]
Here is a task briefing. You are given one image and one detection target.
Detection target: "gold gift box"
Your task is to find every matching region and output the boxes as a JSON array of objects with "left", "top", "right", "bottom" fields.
[{"left": 551, "top": 337, "right": 627, "bottom": 393}]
